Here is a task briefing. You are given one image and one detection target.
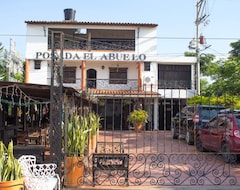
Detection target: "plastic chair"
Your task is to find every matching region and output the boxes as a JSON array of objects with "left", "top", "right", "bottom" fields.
[{"left": 18, "top": 155, "right": 60, "bottom": 190}]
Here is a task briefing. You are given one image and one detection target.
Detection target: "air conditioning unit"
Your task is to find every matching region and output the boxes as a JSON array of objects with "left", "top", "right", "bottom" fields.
[{"left": 143, "top": 76, "right": 154, "bottom": 84}]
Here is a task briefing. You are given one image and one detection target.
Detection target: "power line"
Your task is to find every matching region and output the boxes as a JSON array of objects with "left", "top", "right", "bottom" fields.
[{"left": 0, "top": 34, "right": 239, "bottom": 41}]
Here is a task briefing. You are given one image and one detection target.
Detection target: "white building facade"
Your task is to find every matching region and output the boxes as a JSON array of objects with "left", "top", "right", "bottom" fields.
[{"left": 24, "top": 9, "right": 196, "bottom": 130}]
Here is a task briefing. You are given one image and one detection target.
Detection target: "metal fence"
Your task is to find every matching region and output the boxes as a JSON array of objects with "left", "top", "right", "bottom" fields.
[{"left": 59, "top": 89, "right": 240, "bottom": 188}]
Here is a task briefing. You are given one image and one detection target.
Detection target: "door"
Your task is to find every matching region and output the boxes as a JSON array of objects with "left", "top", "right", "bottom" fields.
[{"left": 87, "top": 69, "right": 96, "bottom": 88}]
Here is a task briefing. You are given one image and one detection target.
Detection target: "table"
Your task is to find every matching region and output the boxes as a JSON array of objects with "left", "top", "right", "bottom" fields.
[{"left": 14, "top": 145, "right": 45, "bottom": 163}]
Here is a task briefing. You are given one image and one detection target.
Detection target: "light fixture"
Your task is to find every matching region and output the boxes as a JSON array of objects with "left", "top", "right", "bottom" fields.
[
  {"left": 101, "top": 65, "right": 105, "bottom": 69},
  {"left": 75, "top": 28, "right": 87, "bottom": 34}
]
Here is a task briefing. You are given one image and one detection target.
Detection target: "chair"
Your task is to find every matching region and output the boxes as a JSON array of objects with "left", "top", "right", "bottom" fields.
[{"left": 18, "top": 155, "right": 60, "bottom": 190}]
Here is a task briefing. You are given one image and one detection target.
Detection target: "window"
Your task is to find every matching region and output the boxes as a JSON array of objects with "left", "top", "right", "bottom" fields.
[
  {"left": 144, "top": 62, "right": 151, "bottom": 71},
  {"left": 63, "top": 67, "right": 76, "bottom": 83},
  {"left": 158, "top": 65, "right": 191, "bottom": 89},
  {"left": 34, "top": 60, "right": 41, "bottom": 69},
  {"left": 109, "top": 67, "right": 127, "bottom": 84}
]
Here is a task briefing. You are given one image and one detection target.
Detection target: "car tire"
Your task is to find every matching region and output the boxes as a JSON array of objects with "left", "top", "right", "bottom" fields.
[
  {"left": 171, "top": 125, "right": 178, "bottom": 139},
  {"left": 221, "top": 143, "right": 237, "bottom": 163},
  {"left": 185, "top": 129, "right": 194, "bottom": 145},
  {"left": 196, "top": 135, "right": 205, "bottom": 152}
]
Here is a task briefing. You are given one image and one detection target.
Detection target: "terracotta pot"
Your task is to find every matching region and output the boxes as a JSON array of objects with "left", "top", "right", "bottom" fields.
[
  {"left": 134, "top": 123, "right": 143, "bottom": 132},
  {"left": 0, "top": 178, "right": 24, "bottom": 190},
  {"left": 64, "top": 157, "right": 84, "bottom": 188},
  {"left": 91, "top": 134, "right": 97, "bottom": 153}
]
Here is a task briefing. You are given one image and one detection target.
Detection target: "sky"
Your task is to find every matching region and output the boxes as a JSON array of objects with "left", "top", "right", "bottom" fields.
[{"left": 0, "top": 0, "right": 240, "bottom": 58}]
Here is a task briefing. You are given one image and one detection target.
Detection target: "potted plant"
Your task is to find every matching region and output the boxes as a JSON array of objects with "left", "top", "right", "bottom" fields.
[
  {"left": 128, "top": 109, "right": 148, "bottom": 132},
  {"left": 0, "top": 140, "right": 23, "bottom": 190},
  {"left": 65, "top": 114, "right": 89, "bottom": 188},
  {"left": 88, "top": 112, "right": 102, "bottom": 154}
]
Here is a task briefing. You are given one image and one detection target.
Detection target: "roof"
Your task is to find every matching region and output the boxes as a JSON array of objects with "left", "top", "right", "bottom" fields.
[
  {"left": 81, "top": 88, "right": 161, "bottom": 98},
  {"left": 0, "top": 81, "right": 78, "bottom": 101},
  {"left": 25, "top": 21, "right": 158, "bottom": 27}
]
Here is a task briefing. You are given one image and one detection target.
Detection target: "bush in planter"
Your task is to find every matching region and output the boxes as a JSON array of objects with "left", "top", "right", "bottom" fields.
[
  {"left": 0, "top": 140, "right": 23, "bottom": 188},
  {"left": 65, "top": 114, "right": 89, "bottom": 188},
  {"left": 128, "top": 109, "right": 148, "bottom": 131},
  {"left": 67, "top": 114, "right": 88, "bottom": 157}
]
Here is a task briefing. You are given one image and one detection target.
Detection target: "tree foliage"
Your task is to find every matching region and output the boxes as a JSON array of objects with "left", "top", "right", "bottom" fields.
[
  {"left": 204, "top": 40, "right": 240, "bottom": 96},
  {"left": 184, "top": 51, "right": 215, "bottom": 75},
  {"left": 0, "top": 43, "right": 7, "bottom": 81}
]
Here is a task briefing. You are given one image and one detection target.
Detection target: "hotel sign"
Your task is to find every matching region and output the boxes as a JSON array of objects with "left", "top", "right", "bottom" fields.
[{"left": 35, "top": 52, "right": 147, "bottom": 61}]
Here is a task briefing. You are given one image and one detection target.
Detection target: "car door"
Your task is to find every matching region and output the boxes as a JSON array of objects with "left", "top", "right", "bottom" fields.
[
  {"left": 210, "top": 115, "right": 227, "bottom": 151},
  {"left": 203, "top": 116, "right": 218, "bottom": 150}
]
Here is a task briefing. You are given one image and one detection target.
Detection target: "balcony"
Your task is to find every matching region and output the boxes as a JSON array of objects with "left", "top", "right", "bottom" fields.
[
  {"left": 49, "top": 39, "right": 135, "bottom": 51},
  {"left": 48, "top": 28, "right": 135, "bottom": 51},
  {"left": 47, "top": 78, "right": 192, "bottom": 91}
]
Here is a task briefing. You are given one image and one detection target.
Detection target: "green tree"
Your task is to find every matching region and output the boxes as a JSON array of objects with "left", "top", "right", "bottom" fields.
[
  {"left": 0, "top": 43, "right": 7, "bottom": 81},
  {"left": 204, "top": 40, "right": 240, "bottom": 96},
  {"left": 184, "top": 51, "right": 215, "bottom": 76}
]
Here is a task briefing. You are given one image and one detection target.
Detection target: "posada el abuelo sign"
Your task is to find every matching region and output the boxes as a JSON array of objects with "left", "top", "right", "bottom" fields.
[{"left": 35, "top": 51, "right": 147, "bottom": 61}]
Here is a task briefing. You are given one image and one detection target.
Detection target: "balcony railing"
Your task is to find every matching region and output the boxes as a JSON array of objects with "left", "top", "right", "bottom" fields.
[
  {"left": 47, "top": 78, "right": 192, "bottom": 90},
  {"left": 158, "top": 80, "right": 191, "bottom": 89},
  {"left": 48, "top": 39, "right": 135, "bottom": 51}
]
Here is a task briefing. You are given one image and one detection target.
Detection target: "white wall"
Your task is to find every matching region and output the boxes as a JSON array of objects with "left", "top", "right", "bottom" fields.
[{"left": 28, "top": 60, "right": 49, "bottom": 84}]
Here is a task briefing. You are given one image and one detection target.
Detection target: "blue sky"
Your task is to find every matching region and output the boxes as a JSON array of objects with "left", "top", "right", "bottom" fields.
[{"left": 0, "top": 0, "right": 239, "bottom": 58}]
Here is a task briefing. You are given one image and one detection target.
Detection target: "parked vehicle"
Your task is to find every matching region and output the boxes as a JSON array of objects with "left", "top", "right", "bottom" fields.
[
  {"left": 171, "top": 105, "right": 225, "bottom": 145},
  {"left": 196, "top": 111, "right": 240, "bottom": 163}
]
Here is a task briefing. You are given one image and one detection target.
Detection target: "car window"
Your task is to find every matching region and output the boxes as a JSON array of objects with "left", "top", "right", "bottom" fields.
[
  {"left": 207, "top": 116, "right": 218, "bottom": 128},
  {"left": 200, "top": 108, "right": 224, "bottom": 120},
  {"left": 181, "top": 106, "right": 194, "bottom": 117},
  {"left": 218, "top": 115, "right": 228, "bottom": 129}
]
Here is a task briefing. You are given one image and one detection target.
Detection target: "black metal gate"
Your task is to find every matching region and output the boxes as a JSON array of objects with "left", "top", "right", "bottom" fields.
[{"left": 52, "top": 88, "right": 240, "bottom": 188}]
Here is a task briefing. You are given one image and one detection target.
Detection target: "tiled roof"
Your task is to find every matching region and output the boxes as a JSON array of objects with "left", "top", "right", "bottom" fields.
[
  {"left": 80, "top": 89, "right": 161, "bottom": 98},
  {"left": 25, "top": 21, "right": 158, "bottom": 27}
]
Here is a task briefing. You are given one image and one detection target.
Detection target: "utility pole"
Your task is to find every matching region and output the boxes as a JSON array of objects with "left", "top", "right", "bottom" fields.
[
  {"left": 195, "top": 0, "right": 209, "bottom": 95},
  {"left": 50, "top": 31, "right": 64, "bottom": 176}
]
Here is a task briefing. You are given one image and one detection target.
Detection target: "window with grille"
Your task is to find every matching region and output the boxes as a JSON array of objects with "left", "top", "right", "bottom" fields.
[
  {"left": 158, "top": 65, "right": 191, "bottom": 89},
  {"left": 144, "top": 62, "right": 151, "bottom": 71},
  {"left": 34, "top": 60, "right": 41, "bottom": 69},
  {"left": 63, "top": 67, "right": 76, "bottom": 83},
  {"left": 109, "top": 67, "right": 127, "bottom": 84}
]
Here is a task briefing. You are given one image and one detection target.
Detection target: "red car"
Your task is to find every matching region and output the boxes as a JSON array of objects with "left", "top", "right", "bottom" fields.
[{"left": 196, "top": 111, "right": 240, "bottom": 163}]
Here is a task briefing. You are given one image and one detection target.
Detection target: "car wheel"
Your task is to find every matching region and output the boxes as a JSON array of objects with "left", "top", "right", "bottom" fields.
[
  {"left": 196, "top": 135, "right": 205, "bottom": 152},
  {"left": 221, "top": 143, "right": 237, "bottom": 163},
  {"left": 171, "top": 125, "right": 178, "bottom": 139},
  {"left": 185, "top": 129, "right": 194, "bottom": 145}
]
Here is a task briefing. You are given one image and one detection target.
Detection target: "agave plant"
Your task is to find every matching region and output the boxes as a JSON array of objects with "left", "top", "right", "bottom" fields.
[
  {"left": 88, "top": 112, "right": 102, "bottom": 136},
  {"left": 0, "top": 140, "right": 22, "bottom": 182},
  {"left": 67, "top": 114, "right": 89, "bottom": 157}
]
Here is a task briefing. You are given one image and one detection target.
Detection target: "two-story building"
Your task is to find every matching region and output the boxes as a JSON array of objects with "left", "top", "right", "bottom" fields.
[{"left": 24, "top": 9, "right": 196, "bottom": 130}]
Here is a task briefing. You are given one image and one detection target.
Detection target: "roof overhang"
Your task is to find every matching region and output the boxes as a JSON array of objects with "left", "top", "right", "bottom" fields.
[{"left": 80, "top": 89, "right": 161, "bottom": 98}]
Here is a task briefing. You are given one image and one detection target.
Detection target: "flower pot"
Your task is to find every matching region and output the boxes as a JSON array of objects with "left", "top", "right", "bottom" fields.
[
  {"left": 65, "top": 157, "right": 84, "bottom": 188},
  {"left": 134, "top": 123, "right": 143, "bottom": 132},
  {"left": 0, "top": 178, "right": 24, "bottom": 190},
  {"left": 91, "top": 134, "right": 97, "bottom": 153}
]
